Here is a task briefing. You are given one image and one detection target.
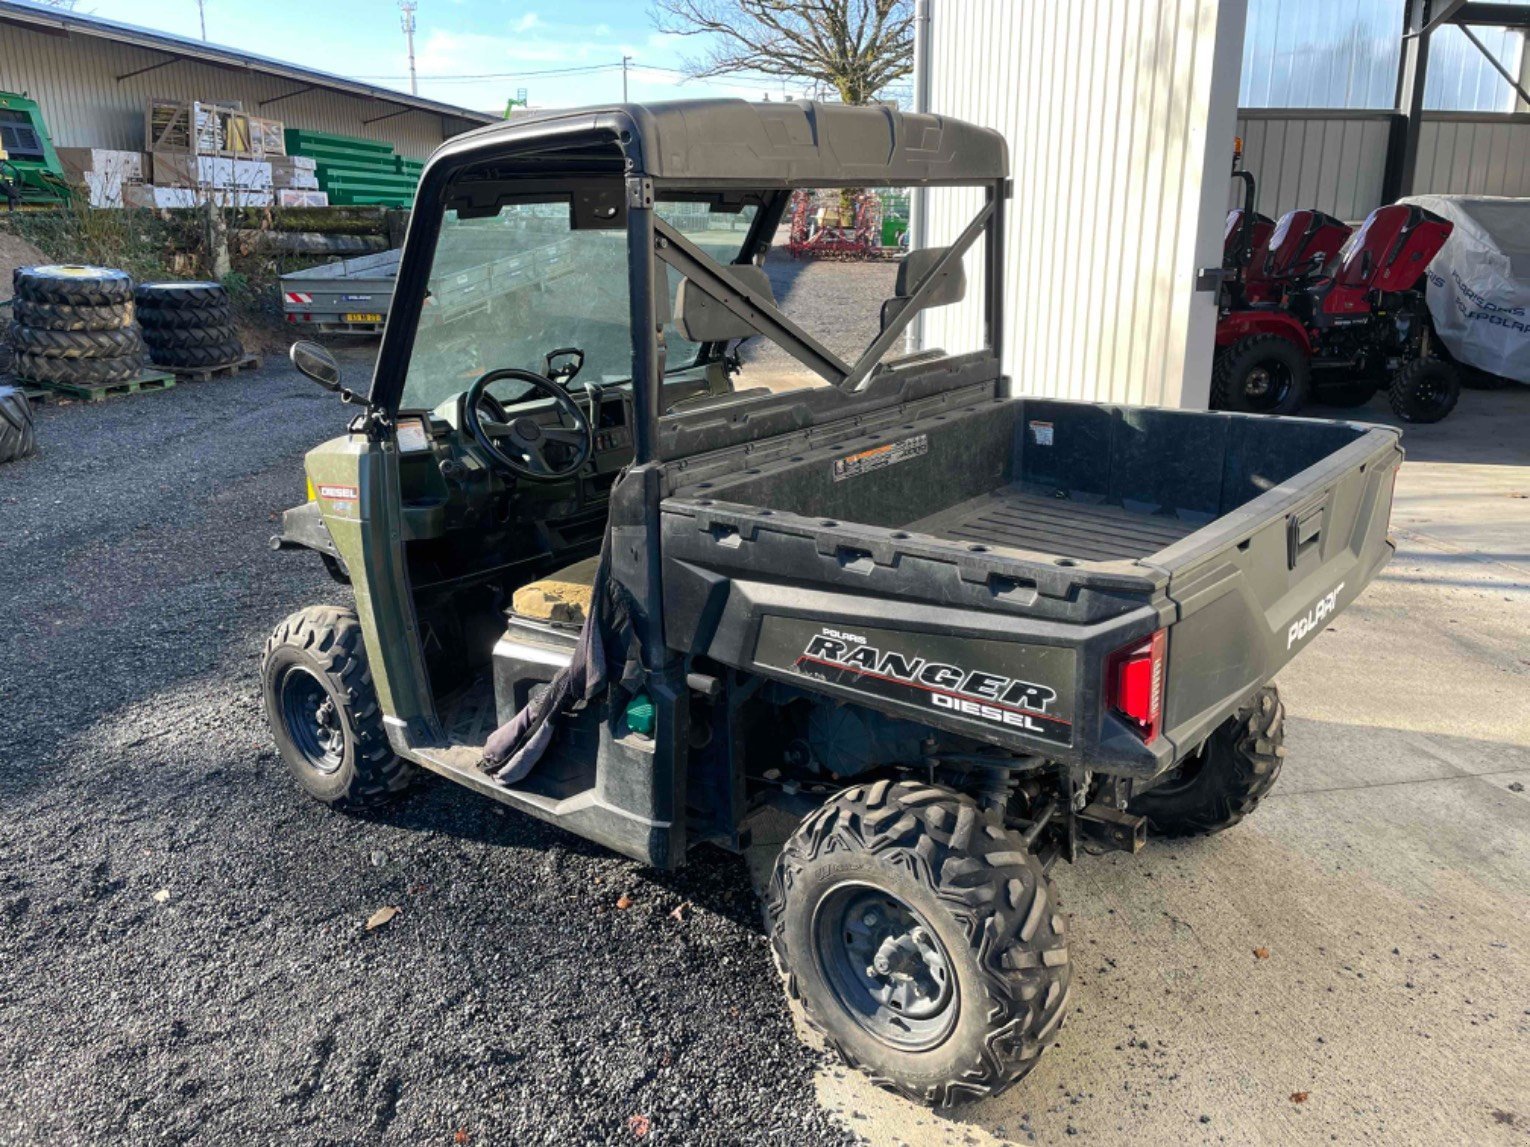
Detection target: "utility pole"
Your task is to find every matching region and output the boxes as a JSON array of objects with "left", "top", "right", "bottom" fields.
[
  {"left": 400, "top": 1, "right": 419, "bottom": 96},
  {"left": 622, "top": 54, "right": 632, "bottom": 101},
  {"left": 196, "top": 0, "right": 207, "bottom": 40}
]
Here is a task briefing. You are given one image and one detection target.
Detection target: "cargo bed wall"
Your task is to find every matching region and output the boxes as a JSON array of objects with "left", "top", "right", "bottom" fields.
[
  {"left": 679, "top": 401, "right": 1019, "bottom": 530},
  {"left": 683, "top": 398, "right": 1377, "bottom": 565}
]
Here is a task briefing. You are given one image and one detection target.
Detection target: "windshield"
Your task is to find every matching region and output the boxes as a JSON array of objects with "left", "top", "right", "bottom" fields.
[{"left": 399, "top": 198, "right": 758, "bottom": 412}]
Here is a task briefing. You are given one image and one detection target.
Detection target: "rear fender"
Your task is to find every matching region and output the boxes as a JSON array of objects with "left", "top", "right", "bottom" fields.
[{"left": 1216, "top": 310, "right": 1312, "bottom": 353}]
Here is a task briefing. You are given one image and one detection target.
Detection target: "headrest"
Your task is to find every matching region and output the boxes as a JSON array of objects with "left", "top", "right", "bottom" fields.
[
  {"left": 673, "top": 264, "right": 776, "bottom": 343},
  {"left": 894, "top": 247, "right": 966, "bottom": 307}
]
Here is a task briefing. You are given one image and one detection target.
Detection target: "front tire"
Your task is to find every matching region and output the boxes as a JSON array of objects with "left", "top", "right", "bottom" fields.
[
  {"left": 766, "top": 780, "right": 1071, "bottom": 1107},
  {"left": 261, "top": 606, "right": 414, "bottom": 808},
  {"left": 1130, "top": 685, "right": 1285, "bottom": 837},
  {"left": 1389, "top": 357, "right": 1459, "bottom": 423},
  {"left": 1214, "top": 334, "right": 1310, "bottom": 415}
]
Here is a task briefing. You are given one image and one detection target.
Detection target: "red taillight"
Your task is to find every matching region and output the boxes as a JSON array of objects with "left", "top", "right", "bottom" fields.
[{"left": 1108, "top": 629, "right": 1166, "bottom": 742}]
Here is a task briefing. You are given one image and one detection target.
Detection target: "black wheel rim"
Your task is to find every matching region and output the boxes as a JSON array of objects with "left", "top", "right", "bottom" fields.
[
  {"left": 812, "top": 882, "right": 958, "bottom": 1052},
  {"left": 1241, "top": 361, "right": 1292, "bottom": 411},
  {"left": 1407, "top": 373, "right": 1451, "bottom": 416},
  {"left": 278, "top": 667, "right": 345, "bottom": 774}
]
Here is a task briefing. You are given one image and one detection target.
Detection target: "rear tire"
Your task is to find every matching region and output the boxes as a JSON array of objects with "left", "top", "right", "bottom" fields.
[
  {"left": 136, "top": 302, "right": 232, "bottom": 331},
  {"left": 261, "top": 606, "right": 414, "bottom": 809},
  {"left": 1130, "top": 685, "right": 1285, "bottom": 837},
  {"left": 1214, "top": 335, "right": 1310, "bottom": 416},
  {"left": 0, "top": 385, "right": 37, "bottom": 464},
  {"left": 7, "top": 323, "right": 143, "bottom": 359},
  {"left": 12, "top": 351, "right": 143, "bottom": 385},
  {"left": 134, "top": 281, "right": 228, "bottom": 310},
  {"left": 141, "top": 323, "right": 240, "bottom": 351},
  {"left": 1388, "top": 357, "right": 1459, "bottom": 424},
  {"left": 12, "top": 299, "right": 136, "bottom": 331},
  {"left": 147, "top": 340, "right": 245, "bottom": 369},
  {"left": 767, "top": 780, "right": 1071, "bottom": 1107},
  {"left": 14, "top": 265, "right": 134, "bottom": 307}
]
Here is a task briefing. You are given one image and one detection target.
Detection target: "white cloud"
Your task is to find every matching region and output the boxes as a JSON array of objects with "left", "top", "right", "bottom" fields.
[{"left": 514, "top": 12, "right": 540, "bottom": 33}]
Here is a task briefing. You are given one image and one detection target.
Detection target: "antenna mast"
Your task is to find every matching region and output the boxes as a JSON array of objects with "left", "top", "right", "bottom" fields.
[{"left": 399, "top": 1, "right": 419, "bottom": 96}]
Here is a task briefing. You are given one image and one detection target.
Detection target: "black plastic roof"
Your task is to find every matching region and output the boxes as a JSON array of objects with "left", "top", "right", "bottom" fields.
[{"left": 449, "top": 99, "right": 1009, "bottom": 187}]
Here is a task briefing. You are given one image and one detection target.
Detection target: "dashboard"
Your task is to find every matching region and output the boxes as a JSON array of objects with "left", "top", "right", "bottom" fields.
[{"left": 390, "top": 386, "right": 635, "bottom": 547}]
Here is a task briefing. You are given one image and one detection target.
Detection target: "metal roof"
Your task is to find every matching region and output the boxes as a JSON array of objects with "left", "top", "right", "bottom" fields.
[
  {"left": 442, "top": 99, "right": 1009, "bottom": 186},
  {"left": 0, "top": 0, "right": 497, "bottom": 130}
]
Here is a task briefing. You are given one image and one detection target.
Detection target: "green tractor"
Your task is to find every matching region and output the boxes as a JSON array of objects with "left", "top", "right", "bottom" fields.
[{"left": 0, "top": 92, "right": 72, "bottom": 209}]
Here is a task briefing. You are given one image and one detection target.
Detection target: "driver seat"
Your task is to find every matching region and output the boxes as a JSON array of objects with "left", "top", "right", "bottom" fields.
[{"left": 510, "top": 555, "right": 600, "bottom": 626}]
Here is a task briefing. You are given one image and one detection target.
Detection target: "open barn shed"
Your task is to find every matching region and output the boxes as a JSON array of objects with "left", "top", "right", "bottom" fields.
[
  {"left": 912, "top": 0, "right": 1529, "bottom": 407},
  {"left": 0, "top": 0, "right": 493, "bottom": 164}
]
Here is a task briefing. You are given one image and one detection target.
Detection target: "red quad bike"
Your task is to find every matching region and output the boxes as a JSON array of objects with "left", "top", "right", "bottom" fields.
[{"left": 1214, "top": 202, "right": 1460, "bottom": 423}]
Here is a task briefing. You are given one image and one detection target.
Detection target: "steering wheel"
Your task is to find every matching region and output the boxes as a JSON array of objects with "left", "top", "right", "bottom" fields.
[{"left": 462, "top": 368, "right": 593, "bottom": 481}]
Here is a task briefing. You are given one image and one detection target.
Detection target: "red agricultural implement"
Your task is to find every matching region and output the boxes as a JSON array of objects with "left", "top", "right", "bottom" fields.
[{"left": 786, "top": 189, "right": 900, "bottom": 260}]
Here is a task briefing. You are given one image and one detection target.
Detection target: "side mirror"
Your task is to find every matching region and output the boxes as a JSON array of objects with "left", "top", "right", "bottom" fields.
[{"left": 290, "top": 340, "right": 341, "bottom": 392}]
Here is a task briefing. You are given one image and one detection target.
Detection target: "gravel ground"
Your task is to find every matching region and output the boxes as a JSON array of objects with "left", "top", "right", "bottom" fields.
[
  {"left": 744, "top": 251, "right": 898, "bottom": 373},
  {"left": 0, "top": 349, "right": 856, "bottom": 1146}
]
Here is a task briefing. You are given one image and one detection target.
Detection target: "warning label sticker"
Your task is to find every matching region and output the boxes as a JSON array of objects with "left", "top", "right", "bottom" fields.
[
  {"left": 832, "top": 434, "right": 928, "bottom": 482},
  {"left": 1029, "top": 421, "right": 1054, "bottom": 446}
]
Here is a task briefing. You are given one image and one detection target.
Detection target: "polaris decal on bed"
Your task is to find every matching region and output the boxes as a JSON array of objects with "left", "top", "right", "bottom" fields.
[
  {"left": 1287, "top": 580, "right": 1345, "bottom": 648},
  {"left": 832, "top": 434, "right": 927, "bottom": 482},
  {"left": 755, "top": 618, "right": 1075, "bottom": 746}
]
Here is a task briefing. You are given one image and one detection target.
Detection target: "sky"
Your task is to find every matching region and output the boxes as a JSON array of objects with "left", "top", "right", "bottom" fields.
[{"left": 67, "top": 0, "right": 821, "bottom": 113}]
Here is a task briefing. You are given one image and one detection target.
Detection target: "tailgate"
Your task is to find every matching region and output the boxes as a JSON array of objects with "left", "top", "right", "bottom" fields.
[{"left": 1155, "top": 423, "right": 1402, "bottom": 754}]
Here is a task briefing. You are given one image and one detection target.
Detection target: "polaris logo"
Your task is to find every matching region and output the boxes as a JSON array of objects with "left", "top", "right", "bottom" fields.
[{"left": 1287, "top": 582, "right": 1344, "bottom": 648}]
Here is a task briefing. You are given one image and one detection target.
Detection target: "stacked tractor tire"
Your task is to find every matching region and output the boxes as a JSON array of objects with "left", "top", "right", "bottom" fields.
[
  {"left": 8, "top": 265, "right": 143, "bottom": 388},
  {"left": 135, "top": 282, "right": 244, "bottom": 371},
  {"left": 0, "top": 382, "right": 36, "bottom": 465}
]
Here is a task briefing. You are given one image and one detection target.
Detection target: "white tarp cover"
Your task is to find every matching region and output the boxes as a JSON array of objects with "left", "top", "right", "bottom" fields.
[{"left": 1400, "top": 195, "right": 1530, "bottom": 384}]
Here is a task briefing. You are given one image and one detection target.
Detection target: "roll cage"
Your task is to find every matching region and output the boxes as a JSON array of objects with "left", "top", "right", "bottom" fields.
[{"left": 365, "top": 100, "right": 1010, "bottom": 466}]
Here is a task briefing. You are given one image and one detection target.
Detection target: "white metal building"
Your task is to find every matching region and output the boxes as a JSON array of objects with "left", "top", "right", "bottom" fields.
[
  {"left": 914, "top": 0, "right": 1529, "bottom": 409},
  {"left": 914, "top": 0, "right": 1247, "bottom": 409},
  {"left": 0, "top": 0, "right": 494, "bottom": 159}
]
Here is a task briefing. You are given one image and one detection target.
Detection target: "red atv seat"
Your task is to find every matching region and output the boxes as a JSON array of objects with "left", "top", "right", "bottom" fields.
[
  {"left": 1262, "top": 209, "right": 1351, "bottom": 283},
  {"left": 1321, "top": 203, "right": 1453, "bottom": 316}
]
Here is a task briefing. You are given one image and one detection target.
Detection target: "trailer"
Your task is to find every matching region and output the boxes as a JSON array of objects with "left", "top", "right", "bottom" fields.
[{"left": 280, "top": 248, "right": 400, "bottom": 335}]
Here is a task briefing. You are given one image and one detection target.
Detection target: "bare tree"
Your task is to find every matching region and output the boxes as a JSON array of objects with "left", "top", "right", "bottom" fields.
[{"left": 653, "top": 0, "right": 914, "bottom": 106}]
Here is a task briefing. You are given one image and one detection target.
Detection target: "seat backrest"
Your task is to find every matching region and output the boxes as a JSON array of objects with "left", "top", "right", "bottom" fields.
[
  {"left": 880, "top": 246, "right": 968, "bottom": 333},
  {"left": 673, "top": 264, "right": 777, "bottom": 343},
  {"left": 1332, "top": 203, "right": 1452, "bottom": 292}
]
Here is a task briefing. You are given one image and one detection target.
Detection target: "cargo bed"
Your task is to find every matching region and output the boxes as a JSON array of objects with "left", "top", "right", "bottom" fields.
[
  {"left": 660, "top": 393, "right": 1402, "bottom": 779},
  {"left": 907, "top": 485, "right": 1200, "bottom": 562}
]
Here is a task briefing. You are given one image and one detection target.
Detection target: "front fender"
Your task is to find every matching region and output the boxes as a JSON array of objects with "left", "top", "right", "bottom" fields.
[
  {"left": 1216, "top": 309, "right": 1312, "bottom": 353},
  {"left": 271, "top": 499, "right": 340, "bottom": 560}
]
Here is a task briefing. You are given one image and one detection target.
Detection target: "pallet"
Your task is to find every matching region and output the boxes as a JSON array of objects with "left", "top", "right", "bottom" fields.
[
  {"left": 19, "top": 385, "right": 52, "bottom": 406},
  {"left": 165, "top": 353, "right": 262, "bottom": 382},
  {"left": 24, "top": 370, "right": 177, "bottom": 403}
]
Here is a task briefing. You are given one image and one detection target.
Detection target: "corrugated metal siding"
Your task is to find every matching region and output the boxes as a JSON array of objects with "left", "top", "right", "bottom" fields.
[
  {"left": 0, "top": 24, "right": 452, "bottom": 158},
  {"left": 1233, "top": 111, "right": 1530, "bottom": 220},
  {"left": 921, "top": 0, "right": 1247, "bottom": 408},
  {"left": 1232, "top": 111, "right": 1392, "bottom": 219},
  {"left": 1416, "top": 116, "right": 1530, "bottom": 196}
]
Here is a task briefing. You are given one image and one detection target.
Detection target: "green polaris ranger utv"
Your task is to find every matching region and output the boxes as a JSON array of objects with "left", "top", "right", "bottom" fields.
[{"left": 263, "top": 100, "right": 1401, "bottom": 1106}]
